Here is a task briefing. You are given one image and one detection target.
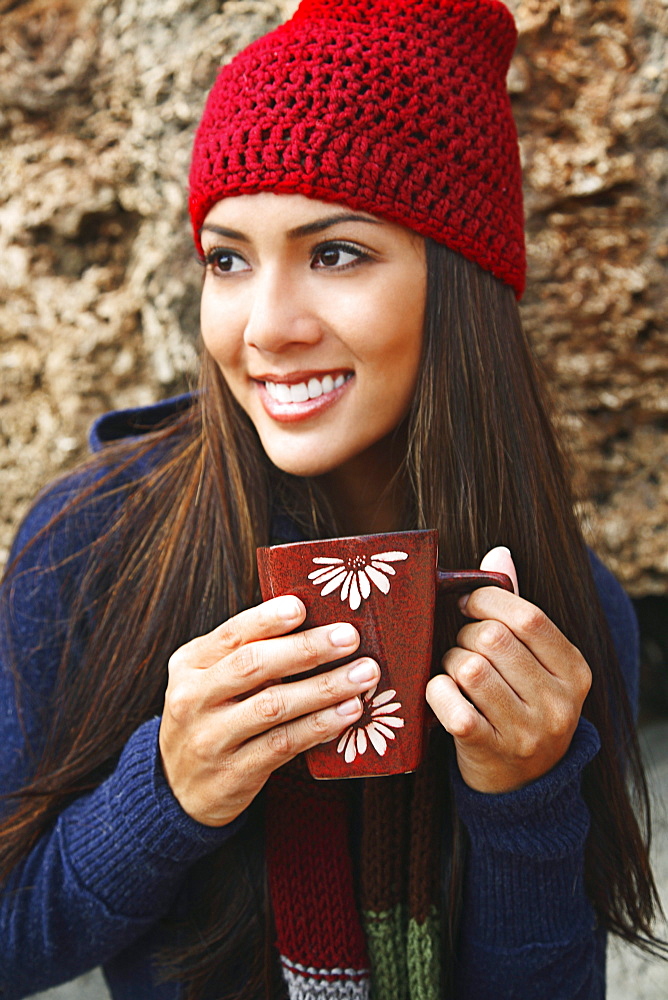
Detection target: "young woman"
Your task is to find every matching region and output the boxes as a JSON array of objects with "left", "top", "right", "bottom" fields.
[{"left": 0, "top": 1, "right": 662, "bottom": 998}]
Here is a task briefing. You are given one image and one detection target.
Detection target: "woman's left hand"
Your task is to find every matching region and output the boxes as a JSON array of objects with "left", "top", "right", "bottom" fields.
[{"left": 426, "top": 547, "right": 592, "bottom": 794}]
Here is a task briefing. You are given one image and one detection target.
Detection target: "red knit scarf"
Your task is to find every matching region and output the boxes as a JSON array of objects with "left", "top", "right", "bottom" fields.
[{"left": 266, "top": 735, "right": 444, "bottom": 1000}]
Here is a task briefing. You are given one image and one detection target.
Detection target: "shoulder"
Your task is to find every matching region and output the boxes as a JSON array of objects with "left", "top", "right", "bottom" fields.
[
  {"left": 3, "top": 394, "right": 198, "bottom": 661},
  {"left": 87, "top": 391, "right": 195, "bottom": 453},
  {"left": 588, "top": 549, "right": 639, "bottom": 714},
  {"left": 8, "top": 393, "right": 197, "bottom": 567},
  {"left": 0, "top": 394, "right": 198, "bottom": 777}
]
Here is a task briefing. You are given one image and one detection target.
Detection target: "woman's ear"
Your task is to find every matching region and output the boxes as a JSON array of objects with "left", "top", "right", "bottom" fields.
[{"left": 479, "top": 546, "right": 519, "bottom": 596}]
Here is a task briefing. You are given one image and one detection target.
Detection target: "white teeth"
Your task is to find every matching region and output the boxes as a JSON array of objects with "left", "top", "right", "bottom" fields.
[
  {"left": 264, "top": 373, "right": 348, "bottom": 404},
  {"left": 290, "top": 382, "right": 309, "bottom": 403}
]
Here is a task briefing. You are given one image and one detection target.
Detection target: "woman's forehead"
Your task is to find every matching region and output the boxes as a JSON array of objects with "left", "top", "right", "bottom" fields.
[
  {"left": 201, "top": 192, "right": 423, "bottom": 250},
  {"left": 203, "top": 192, "right": 379, "bottom": 226}
]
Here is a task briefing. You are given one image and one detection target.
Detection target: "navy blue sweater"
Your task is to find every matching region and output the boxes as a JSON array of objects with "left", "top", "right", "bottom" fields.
[{"left": 0, "top": 397, "right": 639, "bottom": 999}]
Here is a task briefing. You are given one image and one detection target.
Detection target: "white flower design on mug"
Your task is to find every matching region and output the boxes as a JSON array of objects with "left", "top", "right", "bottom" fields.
[
  {"left": 337, "top": 686, "right": 405, "bottom": 763},
  {"left": 308, "top": 550, "right": 408, "bottom": 610}
]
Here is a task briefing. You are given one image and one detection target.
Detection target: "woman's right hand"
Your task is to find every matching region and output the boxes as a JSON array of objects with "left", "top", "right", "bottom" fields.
[{"left": 159, "top": 595, "right": 378, "bottom": 827}]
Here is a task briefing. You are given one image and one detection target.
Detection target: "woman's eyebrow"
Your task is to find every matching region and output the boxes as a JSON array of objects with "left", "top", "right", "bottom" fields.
[
  {"left": 200, "top": 223, "right": 248, "bottom": 242},
  {"left": 287, "top": 213, "right": 383, "bottom": 239},
  {"left": 199, "top": 213, "right": 383, "bottom": 244}
]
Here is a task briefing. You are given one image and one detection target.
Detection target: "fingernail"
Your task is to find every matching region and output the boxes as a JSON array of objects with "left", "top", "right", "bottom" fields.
[
  {"left": 347, "top": 660, "right": 377, "bottom": 684},
  {"left": 277, "top": 596, "right": 302, "bottom": 621},
  {"left": 336, "top": 696, "right": 362, "bottom": 717},
  {"left": 329, "top": 623, "right": 357, "bottom": 647},
  {"left": 458, "top": 593, "right": 470, "bottom": 612}
]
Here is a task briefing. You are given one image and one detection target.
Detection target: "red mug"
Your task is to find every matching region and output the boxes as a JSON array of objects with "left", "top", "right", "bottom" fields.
[{"left": 257, "top": 529, "right": 512, "bottom": 779}]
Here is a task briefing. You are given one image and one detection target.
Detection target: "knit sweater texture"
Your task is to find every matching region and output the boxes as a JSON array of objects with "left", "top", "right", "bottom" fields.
[{"left": 0, "top": 395, "right": 639, "bottom": 999}]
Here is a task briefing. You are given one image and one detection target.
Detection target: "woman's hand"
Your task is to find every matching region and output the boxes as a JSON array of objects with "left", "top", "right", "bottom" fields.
[
  {"left": 426, "top": 547, "right": 592, "bottom": 794},
  {"left": 159, "top": 596, "right": 378, "bottom": 826}
]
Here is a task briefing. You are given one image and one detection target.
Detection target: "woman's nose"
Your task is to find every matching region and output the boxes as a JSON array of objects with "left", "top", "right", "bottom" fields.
[{"left": 243, "top": 269, "right": 322, "bottom": 354}]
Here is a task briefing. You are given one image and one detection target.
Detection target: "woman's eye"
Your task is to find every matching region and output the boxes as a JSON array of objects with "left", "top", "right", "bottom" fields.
[
  {"left": 312, "top": 243, "right": 368, "bottom": 270},
  {"left": 203, "top": 249, "right": 250, "bottom": 275}
]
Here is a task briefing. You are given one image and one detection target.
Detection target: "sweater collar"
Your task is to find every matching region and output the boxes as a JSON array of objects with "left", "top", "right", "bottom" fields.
[
  {"left": 88, "top": 392, "right": 196, "bottom": 453},
  {"left": 87, "top": 391, "right": 305, "bottom": 547}
]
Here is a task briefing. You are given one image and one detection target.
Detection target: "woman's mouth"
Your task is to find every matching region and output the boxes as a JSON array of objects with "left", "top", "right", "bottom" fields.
[{"left": 256, "top": 372, "right": 353, "bottom": 422}]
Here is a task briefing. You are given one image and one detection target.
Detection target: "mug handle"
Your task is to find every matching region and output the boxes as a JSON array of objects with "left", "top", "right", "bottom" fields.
[{"left": 436, "top": 569, "right": 513, "bottom": 595}]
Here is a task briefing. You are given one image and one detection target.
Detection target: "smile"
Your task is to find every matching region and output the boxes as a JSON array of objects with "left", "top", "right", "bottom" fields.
[
  {"left": 255, "top": 371, "right": 353, "bottom": 423},
  {"left": 263, "top": 373, "right": 349, "bottom": 403}
]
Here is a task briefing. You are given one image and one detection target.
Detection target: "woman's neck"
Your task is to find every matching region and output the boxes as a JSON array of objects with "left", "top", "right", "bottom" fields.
[{"left": 319, "top": 433, "right": 408, "bottom": 537}]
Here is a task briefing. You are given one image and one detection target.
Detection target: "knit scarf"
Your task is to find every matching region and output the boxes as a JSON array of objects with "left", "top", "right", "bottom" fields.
[{"left": 265, "top": 734, "right": 444, "bottom": 1000}]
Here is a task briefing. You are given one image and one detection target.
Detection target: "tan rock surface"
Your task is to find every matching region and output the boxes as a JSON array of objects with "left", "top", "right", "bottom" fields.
[
  {"left": 507, "top": 0, "right": 668, "bottom": 594},
  {"left": 0, "top": 0, "right": 666, "bottom": 594}
]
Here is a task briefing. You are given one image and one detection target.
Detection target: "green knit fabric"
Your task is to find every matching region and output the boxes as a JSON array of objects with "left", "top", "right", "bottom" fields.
[
  {"left": 363, "top": 905, "right": 441, "bottom": 1000},
  {"left": 363, "top": 903, "right": 407, "bottom": 1000},
  {"left": 407, "top": 910, "right": 441, "bottom": 1000}
]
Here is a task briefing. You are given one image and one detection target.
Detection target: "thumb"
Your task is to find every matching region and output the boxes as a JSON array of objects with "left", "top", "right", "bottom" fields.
[{"left": 479, "top": 546, "right": 519, "bottom": 596}]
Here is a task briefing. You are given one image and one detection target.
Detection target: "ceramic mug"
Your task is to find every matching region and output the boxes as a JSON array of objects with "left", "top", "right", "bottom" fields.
[{"left": 257, "top": 529, "right": 512, "bottom": 779}]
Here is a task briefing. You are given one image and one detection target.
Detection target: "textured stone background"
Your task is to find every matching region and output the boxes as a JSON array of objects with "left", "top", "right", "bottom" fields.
[{"left": 0, "top": 0, "right": 666, "bottom": 595}]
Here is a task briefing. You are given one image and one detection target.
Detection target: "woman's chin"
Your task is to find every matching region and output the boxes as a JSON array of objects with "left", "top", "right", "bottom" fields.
[{"left": 265, "top": 451, "right": 338, "bottom": 479}]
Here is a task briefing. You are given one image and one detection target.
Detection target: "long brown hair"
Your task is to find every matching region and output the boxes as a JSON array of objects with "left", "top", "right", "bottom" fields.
[{"left": 0, "top": 240, "right": 662, "bottom": 998}]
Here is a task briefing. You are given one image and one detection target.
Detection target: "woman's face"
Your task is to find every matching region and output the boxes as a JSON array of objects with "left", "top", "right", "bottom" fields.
[{"left": 199, "top": 192, "right": 427, "bottom": 480}]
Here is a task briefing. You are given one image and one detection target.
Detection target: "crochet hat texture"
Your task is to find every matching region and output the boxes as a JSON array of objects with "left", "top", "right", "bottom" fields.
[{"left": 189, "top": 0, "right": 526, "bottom": 297}]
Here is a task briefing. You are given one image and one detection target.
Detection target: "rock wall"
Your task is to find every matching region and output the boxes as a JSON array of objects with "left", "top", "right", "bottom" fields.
[
  {"left": 509, "top": 0, "right": 668, "bottom": 594},
  {"left": 0, "top": 0, "right": 666, "bottom": 594}
]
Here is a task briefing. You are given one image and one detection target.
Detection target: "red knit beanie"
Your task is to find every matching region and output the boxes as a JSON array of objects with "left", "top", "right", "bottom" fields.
[{"left": 189, "top": 0, "right": 526, "bottom": 297}]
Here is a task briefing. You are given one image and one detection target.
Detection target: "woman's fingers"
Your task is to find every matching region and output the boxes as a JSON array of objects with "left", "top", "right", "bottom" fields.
[
  {"left": 441, "top": 641, "right": 577, "bottom": 751},
  {"left": 459, "top": 586, "right": 591, "bottom": 695},
  {"left": 220, "top": 657, "right": 380, "bottom": 744},
  {"left": 441, "top": 643, "right": 525, "bottom": 721},
  {"left": 161, "top": 657, "right": 375, "bottom": 827},
  {"left": 168, "top": 595, "right": 366, "bottom": 706},
  {"left": 160, "top": 596, "right": 380, "bottom": 826},
  {"left": 200, "top": 620, "right": 364, "bottom": 703},
  {"left": 430, "top": 546, "right": 592, "bottom": 792},
  {"left": 164, "top": 624, "right": 371, "bottom": 741},
  {"left": 453, "top": 617, "right": 551, "bottom": 702},
  {"left": 180, "top": 695, "right": 366, "bottom": 828},
  {"left": 426, "top": 673, "right": 493, "bottom": 744},
  {"left": 479, "top": 545, "right": 519, "bottom": 595},
  {"left": 170, "top": 595, "right": 307, "bottom": 672},
  {"left": 239, "top": 693, "right": 365, "bottom": 778},
  {"left": 428, "top": 654, "right": 578, "bottom": 794}
]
